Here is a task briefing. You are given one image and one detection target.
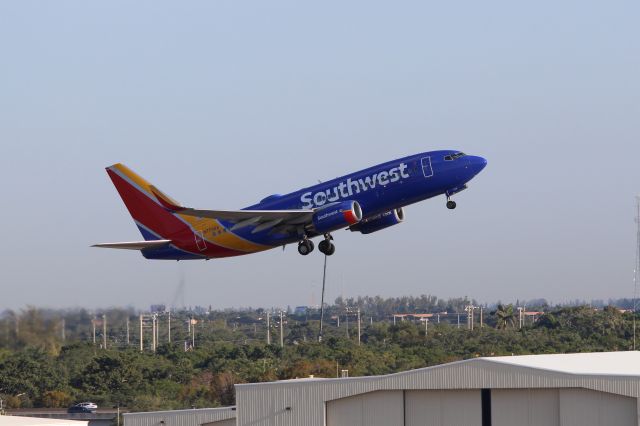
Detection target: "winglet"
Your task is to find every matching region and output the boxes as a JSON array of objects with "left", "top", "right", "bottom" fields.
[{"left": 150, "top": 185, "right": 183, "bottom": 211}]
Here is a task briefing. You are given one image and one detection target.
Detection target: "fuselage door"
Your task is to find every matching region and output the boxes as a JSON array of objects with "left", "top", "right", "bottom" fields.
[{"left": 421, "top": 157, "right": 434, "bottom": 178}]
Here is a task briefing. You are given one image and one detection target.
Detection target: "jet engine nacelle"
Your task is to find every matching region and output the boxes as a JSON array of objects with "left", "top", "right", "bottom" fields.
[
  {"left": 312, "top": 200, "right": 363, "bottom": 234},
  {"left": 350, "top": 207, "right": 405, "bottom": 234}
]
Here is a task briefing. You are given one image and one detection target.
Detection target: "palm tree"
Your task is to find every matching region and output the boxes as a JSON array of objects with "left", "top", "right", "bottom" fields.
[{"left": 494, "top": 304, "right": 516, "bottom": 330}]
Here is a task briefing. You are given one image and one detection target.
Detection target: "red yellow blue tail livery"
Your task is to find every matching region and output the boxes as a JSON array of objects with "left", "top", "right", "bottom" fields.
[{"left": 93, "top": 151, "right": 487, "bottom": 259}]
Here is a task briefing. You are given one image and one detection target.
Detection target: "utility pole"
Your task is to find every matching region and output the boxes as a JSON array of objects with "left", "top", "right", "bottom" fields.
[
  {"left": 480, "top": 307, "right": 484, "bottom": 328},
  {"left": 139, "top": 314, "right": 143, "bottom": 351},
  {"left": 346, "top": 309, "right": 350, "bottom": 339},
  {"left": 152, "top": 314, "right": 157, "bottom": 352},
  {"left": 61, "top": 318, "right": 65, "bottom": 341},
  {"left": 168, "top": 311, "right": 172, "bottom": 343},
  {"left": 191, "top": 317, "right": 195, "bottom": 349},
  {"left": 518, "top": 307, "right": 524, "bottom": 329},
  {"left": 357, "top": 308, "right": 361, "bottom": 346},
  {"left": 102, "top": 314, "right": 107, "bottom": 349},
  {"left": 92, "top": 318, "right": 96, "bottom": 344},
  {"left": 457, "top": 313, "right": 460, "bottom": 329},
  {"left": 425, "top": 318, "right": 429, "bottom": 336},
  {"left": 280, "top": 311, "right": 284, "bottom": 348},
  {"left": 266, "top": 312, "right": 271, "bottom": 345},
  {"left": 126, "top": 318, "right": 130, "bottom": 346}
]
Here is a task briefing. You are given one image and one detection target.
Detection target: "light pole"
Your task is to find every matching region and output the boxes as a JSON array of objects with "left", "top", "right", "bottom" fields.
[
  {"left": 266, "top": 312, "right": 271, "bottom": 345},
  {"left": 357, "top": 308, "right": 361, "bottom": 346},
  {"left": 280, "top": 311, "right": 284, "bottom": 348}
]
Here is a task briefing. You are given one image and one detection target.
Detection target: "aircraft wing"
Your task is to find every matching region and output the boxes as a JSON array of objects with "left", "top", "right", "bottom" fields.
[
  {"left": 177, "top": 208, "right": 314, "bottom": 223},
  {"left": 92, "top": 240, "right": 172, "bottom": 250},
  {"left": 150, "top": 185, "right": 315, "bottom": 232},
  {"left": 177, "top": 208, "right": 315, "bottom": 233}
]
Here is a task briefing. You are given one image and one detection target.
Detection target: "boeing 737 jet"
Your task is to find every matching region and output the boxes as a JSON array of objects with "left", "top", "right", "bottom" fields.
[{"left": 94, "top": 151, "right": 487, "bottom": 259}]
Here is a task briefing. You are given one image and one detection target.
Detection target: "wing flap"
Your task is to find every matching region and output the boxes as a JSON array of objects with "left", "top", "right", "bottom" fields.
[{"left": 92, "top": 240, "right": 172, "bottom": 250}]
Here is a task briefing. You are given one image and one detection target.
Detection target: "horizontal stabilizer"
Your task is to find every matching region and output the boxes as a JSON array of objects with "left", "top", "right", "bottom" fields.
[{"left": 92, "top": 240, "right": 172, "bottom": 250}]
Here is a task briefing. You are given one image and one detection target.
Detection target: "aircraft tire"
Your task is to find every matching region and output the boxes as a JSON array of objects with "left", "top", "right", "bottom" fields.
[
  {"left": 298, "top": 240, "right": 314, "bottom": 255},
  {"left": 446, "top": 200, "right": 457, "bottom": 210},
  {"left": 326, "top": 243, "right": 336, "bottom": 256},
  {"left": 319, "top": 240, "right": 336, "bottom": 256}
]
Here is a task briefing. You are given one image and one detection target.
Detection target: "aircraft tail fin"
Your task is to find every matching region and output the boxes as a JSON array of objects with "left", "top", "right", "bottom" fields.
[{"left": 105, "top": 163, "right": 188, "bottom": 241}]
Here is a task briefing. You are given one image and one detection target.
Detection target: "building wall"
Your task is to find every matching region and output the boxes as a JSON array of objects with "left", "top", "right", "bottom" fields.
[
  {"left": 236, "top": 358, "right": 640, "bottom": 426},
  {"left": 404, "top": 390, "right": 481, "bottom": 426},
  {"left": 202, "top": 420, "right": 235, "bottom": 426},
  {"left": 124, "top": 408, "right": 236, "bottom": 426},
  {"left": 492, "top": 389, "right": 560, "bottom": 426},
  {"left": 326, "top": 391, "right": 403, "bottom": 426},
  {"left": 559, "top": 388, "right": 636, "bottom": 426}
]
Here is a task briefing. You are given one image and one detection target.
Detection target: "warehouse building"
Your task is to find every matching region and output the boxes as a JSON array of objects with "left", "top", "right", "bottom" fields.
[
  {"left": 235, "top": 351, "right": 640, "bottom": 426},
  {"left": 123, "top": 351, "right": 640, "bottom": 426},
  {"left": 123, "top": 407, "right": 235, "bottom": 426}
]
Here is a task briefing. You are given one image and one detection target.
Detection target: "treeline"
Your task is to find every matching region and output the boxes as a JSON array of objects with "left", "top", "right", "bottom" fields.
[{"left": 0, "top": 301, "right": 637, "bottom": 412}]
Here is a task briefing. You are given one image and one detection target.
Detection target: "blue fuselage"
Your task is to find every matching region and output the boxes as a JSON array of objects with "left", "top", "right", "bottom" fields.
[{"left": 230, "top": 150, "right": 487, "bottom": 246}]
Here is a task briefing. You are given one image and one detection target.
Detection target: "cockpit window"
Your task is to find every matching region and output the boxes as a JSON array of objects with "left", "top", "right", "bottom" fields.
[{"left": 444, "top": 152, "right": 466, "bottom": 161}]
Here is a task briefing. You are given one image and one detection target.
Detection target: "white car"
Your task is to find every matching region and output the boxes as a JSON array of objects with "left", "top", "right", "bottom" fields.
[{"left": 76, "top": 402, "right": 98, "bottom": 410}]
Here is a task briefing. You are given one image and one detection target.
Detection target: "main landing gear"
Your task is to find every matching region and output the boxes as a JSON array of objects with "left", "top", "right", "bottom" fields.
[
  {"left": 446, "top": 196, "right": 457, "bottom": 210},
  {"left": 297, "top": 238, "right": 314, "bottom": 255},
  {"left": 297, "top": 235, "right": 336, "bottom": 256},
  {"left": 318, "top": 234, "right": 336, "bottom": 256}
]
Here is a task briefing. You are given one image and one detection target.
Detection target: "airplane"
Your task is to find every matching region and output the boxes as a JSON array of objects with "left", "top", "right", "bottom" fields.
[{"left": 93, "top": 151, "right": 487, "bottom": 259}]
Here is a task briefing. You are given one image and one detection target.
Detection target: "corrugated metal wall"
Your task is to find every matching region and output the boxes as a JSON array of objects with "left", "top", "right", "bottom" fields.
[
  {"left": 202, "top": 420, "right": 235, "bottom": 426},
  {"left": 492, "top": 389, "right": 559, "bottom": 426},
  {"left": 124, "top": 408, "right": 236, "bottom": 426},
  {"left": 236, "top": 358, "right": 640, "bottom": 426},
  {"left": 326, "top": 390, "right": 403, "bottom": 426},
  {"left": 404, "top": 390, "right": 481, "bottom": 426},
  {"left": 559, "top": 388, "right": 636, "bottom": 426}
]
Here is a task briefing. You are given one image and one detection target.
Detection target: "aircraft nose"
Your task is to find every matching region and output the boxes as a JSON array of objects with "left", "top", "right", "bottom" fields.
[{"left": 469, "top": 156, "right": 487, "bottom": 175}]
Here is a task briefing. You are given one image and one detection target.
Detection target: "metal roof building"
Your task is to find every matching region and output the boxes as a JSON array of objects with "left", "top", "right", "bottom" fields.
[
  {"left": 235, "top": 351, "right": 640, "bottom": 426},
  {"left": 0, "top": 417, "right": 88, "bottom": 426},
  {"left": 123, "top": 407, "right": 235, "bottom": 426}
]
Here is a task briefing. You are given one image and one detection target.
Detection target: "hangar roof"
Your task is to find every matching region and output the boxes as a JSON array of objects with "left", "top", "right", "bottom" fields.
[
  {"left": 0, "top": 417, "right": 88, "bottom": 426},
  {"left": 484, "top": 351, "right": 640, "bottom": 376}
]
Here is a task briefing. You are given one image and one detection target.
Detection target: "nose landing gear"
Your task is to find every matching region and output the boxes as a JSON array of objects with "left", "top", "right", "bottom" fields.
[{"left": 446, "top": 196, "right": 457, "bottom": 210}]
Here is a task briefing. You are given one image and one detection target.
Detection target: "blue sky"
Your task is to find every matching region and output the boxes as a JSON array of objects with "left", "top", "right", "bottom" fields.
[{"left": 0, "top": 1, "right": 639, "bottom": 310}]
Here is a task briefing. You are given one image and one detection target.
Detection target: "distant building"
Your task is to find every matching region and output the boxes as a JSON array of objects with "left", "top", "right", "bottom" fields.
[
  {"left": 293, "top": 306, "right": 308, "bottom": 316},
  {"left": 150, "top": 305, "right": 166, "bottom": 313}
]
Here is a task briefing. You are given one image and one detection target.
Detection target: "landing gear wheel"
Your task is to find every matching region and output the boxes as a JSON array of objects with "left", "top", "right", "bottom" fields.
[
  {"left": 318, "top": 239, "right": 336, "bottom": 256},
  {"left": 446, "top": 200, "right": 457, "bottom": 210},
  {"left": 297, "top": 239, "right": 315, "bottom": 256}
]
